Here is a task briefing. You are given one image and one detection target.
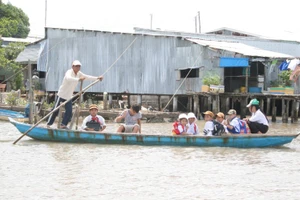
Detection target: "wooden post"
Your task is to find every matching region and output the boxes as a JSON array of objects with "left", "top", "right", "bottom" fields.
[
  {"left": 282, "top": 99, "right": 288, "bottom": 123},
  {"left": 75, "top": 81, "right": 83, "bottom": 130},
  {"left": 108, "top": 94, "right": 113, "bottom": 109},
  {"left": 212, "top": 96, "right": 217, "bottom": 113},
  {"left": 266, "top": 98, "right": 271, "bottom": 116},
  {"left": 240, "top": 97, "right": 246, "bottom": 119},
  {"left": 57, "top": 103, "right": 63, "bottom": 128},
  {"left": 158, "top": 95, "right": 161, "bottom": 111},
  {"left": 260, "top": 99, "right": 264, "bottom": 113},
  {"left": 103, "top": 92, "right": 108, "bottom": 110},
  {"left": 295, "top": 101, "right": 299, "bottom": 122},
  {"left": 69, "top": 105, "right": 78, "bottom": 129},
  {"left": 291, "top": 100, "right": 296, "bottom": 123},
  {"left": 127, "top": 94, "right": 131, "bottom": 108},
  {"left": 193, "top": 95, "right": 199, "bottom": 116},
  {"left": 188, "top": 95, "right": 193, "bottom": 112},
  {"left": 173, "top": 96, "right": 178, "bottom": 112},
  {"left": 245, "top": 67, "right": 249, "bottom": 93},
  {"left": 271, "top": 99, "right": 276, "bottom": 122},
  {"left": 28, "top": 60, "right": 33, "bottom": 124},
  {"left": 137, "top": 95, "right": 142, "bottom": 106},
  {"left": 286, "top": 100, "right": 290, "bottom": 123},
  {"left": 226, "top": 97, "right": 230, "bottom": 112}
]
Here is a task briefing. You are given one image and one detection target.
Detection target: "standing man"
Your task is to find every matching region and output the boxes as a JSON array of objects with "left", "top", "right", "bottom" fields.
[{"left": 47, "top": 60, "right": 103, "bottom": 129}]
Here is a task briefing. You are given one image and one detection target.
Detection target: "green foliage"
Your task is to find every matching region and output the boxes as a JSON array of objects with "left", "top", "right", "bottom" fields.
[
  {"left": 0, "top": 42, "right": 26, "bottom": 91},
  {"left": 278, "top": 70, "right": 292, "bottom": 87},
  {"left": 0, "top": 3, "right": 30, "bottom": 38},
  {"left": 203, "top": 73, "right": 221, "bottom": 86},
  {"left": 5, "top": 92, "right": 18, "bottom": 105},
  {"left": 42, "top": 102, "right": 54, "bottom": 110}
]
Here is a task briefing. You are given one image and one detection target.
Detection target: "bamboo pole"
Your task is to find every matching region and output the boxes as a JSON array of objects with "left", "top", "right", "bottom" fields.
[{"left": 75, "top": 81, "right": 83, "bottom": 130}]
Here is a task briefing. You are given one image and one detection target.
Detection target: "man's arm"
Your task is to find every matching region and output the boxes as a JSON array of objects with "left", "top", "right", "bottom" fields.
[
  {"left": 79, "top": 71, "right": 103, "bottom": 81},
  {"left": 115, "top": 110, "right": 127, "bottom": 123}
]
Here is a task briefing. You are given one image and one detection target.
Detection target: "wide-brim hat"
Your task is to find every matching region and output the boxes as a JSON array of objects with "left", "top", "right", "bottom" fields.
[
  {"left": 187, "top": 112, "right": 197, "bottom": 120},
  {"left": 203, "top": 111, "right": 214, "bottom": 118},
  {"left": 89, "top": 104, "right": 98, "bottom": 110},
  {"left": 216, "top": 112, "right": 224, "bottom": 118},
  {"left": 178, "top": 113, "right": 188, "bottom": 120}
]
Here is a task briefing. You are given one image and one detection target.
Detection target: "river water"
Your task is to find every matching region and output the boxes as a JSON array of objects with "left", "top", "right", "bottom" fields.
[{"left": 1, "top": 120, "right": 300, "bottom": 200}]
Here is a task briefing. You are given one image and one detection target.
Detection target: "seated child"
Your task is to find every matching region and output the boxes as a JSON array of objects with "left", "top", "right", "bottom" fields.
[
  {"left": 115, "top": 104, "right": 142, "bottom": 133},
  {"left": 203, "top": 111, "right": 215, "bottom": 136},
  {"left": 81, "top": 104, "right": 106, "bottom": 132},
  {"left": 186, "top": 112, "right": 199, "bottom": 135},
  {"left": 216, "top": 112, "right": 228, "bottom": 133},
  {"left": 172, "top": 113, "right": 188, "bottom": 135}
]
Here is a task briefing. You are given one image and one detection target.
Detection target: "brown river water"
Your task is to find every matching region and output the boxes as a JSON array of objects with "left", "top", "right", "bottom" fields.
[{"left": 1, "top": 119, "right": 300, "bottom": 200}]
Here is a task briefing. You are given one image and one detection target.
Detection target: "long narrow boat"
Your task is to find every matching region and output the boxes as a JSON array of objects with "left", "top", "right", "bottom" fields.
[
  {"left": 9, "top": 117, "right": 299, "bottom": 148},
  {"left": 0, "top": 109, "right": 28, "bottom": 122}
]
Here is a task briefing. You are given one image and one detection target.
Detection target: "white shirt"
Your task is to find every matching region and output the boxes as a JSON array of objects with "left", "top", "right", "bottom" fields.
[
  {"left": 203, "top": 121, "right": 214, "bottom": 136},
  {"left": 57, "top": 69, "right": 98, "bottom": 100},
  {"left": 187, "top": 122, "right": 199, "bottom": 135},
  {"left": 81, "top": 115, "right": 106, "bottom": 130},
  {"left": 249, "top": 109, "right": 269, "bottom": 126}
]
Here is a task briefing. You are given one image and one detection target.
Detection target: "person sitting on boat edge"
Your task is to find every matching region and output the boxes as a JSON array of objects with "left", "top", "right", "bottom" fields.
[
  {"left": 186, "top": 112, "right": 199, "bottom": 135},
  {"left": 81, "top": 104, "right": 106, "bottom": 132},
  {"left": 115, "top": 104, "right": 142, "bottom": 133},
  {"left": 172, "top": 113, "right": 188, "bottom": 135},
  {"left": 243, "top": 99, "right": 269, "bottom": 134},
  {"left": 216, "top": 112, "right": 228, "bottom": 133},
  {"left": 203, "top": 111, "right": 215, "bottom": 136},
  {"left": 47, "top": 60, "right": 103, "bottom": 129}
]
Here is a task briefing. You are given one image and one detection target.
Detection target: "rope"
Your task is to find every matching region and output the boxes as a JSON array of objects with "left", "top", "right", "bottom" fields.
[{"left": 162, "top": 51, "right": 203, "bottom": 111}]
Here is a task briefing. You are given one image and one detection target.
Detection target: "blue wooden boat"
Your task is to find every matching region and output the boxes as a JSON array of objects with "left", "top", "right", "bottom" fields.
[
  {"left": 9, "top": 117, "right": 299, "bottom": 148},
  {"left": 0, "top": 109, "right": 28, "bottom": 122}
]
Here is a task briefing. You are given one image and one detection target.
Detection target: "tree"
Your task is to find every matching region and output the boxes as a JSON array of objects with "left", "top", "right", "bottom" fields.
[
  {"left": 0, "top": 42, "right": 26, "bottom": 91},
  {"left": 0, "top": 2, "right": 30, "bottom": 38}
]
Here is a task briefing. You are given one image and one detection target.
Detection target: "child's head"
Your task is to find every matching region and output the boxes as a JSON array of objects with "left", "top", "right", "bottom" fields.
[
  {"left": 187, "top": 112, "right": 197, "bottom": 124},
  {"left": 178, "top": 113, "right": 188, "bottom": 126},
  {"left": 89, "top": 104, "right": 98, "bottom": 116},
  {"left": 203, "top": 111, "right": 214, "bottom": 121},
  {"left": 131, "top": 104, "right": 141, "bottom": 114},
  {"left": 216, "top": 112, "right": 225, "bottom": 123}
]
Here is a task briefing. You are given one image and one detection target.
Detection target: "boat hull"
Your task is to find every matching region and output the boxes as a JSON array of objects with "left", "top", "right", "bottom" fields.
[{"left": 9, "top": 118, "right": 299, "bottom": 148}]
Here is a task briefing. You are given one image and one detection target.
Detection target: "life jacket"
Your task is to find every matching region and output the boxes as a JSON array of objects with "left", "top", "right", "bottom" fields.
[{"left": 172, "top": 121, "right": 185, "bottom": 135}]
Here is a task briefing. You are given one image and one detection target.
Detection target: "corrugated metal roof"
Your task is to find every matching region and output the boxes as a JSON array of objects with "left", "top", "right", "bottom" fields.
[
  {"left": 187, "top": 39, "right": 294, "bottom": 58},
  {"left": 15, "top": 43, "right": 40, "bottom": 64}
]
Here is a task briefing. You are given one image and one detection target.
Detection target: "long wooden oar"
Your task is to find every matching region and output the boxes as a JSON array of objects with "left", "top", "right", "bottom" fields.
[{"left": 13, "top": 78, "right": 102, "bottom": 144}]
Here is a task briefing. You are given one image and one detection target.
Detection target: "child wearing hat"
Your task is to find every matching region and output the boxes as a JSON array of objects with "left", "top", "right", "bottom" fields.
[
  {"left": 81, "top": 104, "right": 106, "bottom": 132},
  {"left": 172, "top": 113, "right": 188, "bottom": 135},
  {"left": 244, "top": 99, "right": 269, "bottom": 134},
  {"left": 203, "top": 111, "right": 215, "bottom": 136},
  {"left": 186, "top": 112, "right": 199, "bottom": 135},
  {"left": 216, "top": 112, "right": 228, "bottom": 133}
]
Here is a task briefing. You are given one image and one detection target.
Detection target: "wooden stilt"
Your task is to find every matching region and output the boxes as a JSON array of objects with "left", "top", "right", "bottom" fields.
[
  {"left": 108, "top": 94, "right": 113, "bottom": 109},
  {"left": 173, "top": 96, "right": 178, "bottom": 112},
  {"left": 295, "top": 101, "right": 299, "bottom": 122},
  {"left": 193, "top": 95, "right": 199, "bottom": 117},
  {"left": 188, "top": 96, "right": 193, "bottom": 112},
  {"left": 137, "top": 95, "right": 142, "bottom": 106},
  {"left": 158, "top": 95, "right": 161, "bottom": 111},
  {"left": 282, "top": 99, "right": 288, "bottom": 123},
  {"left": 103, "top": 92, "right": 108, "bottom": 110},
  {"left": 272, "top": 99, "right": 276, "bottom": 122},
  {"left": 226, "top": 97, "right": 230, "bottom": 112},
  {"left": 260, "top": 99, "right": 264, "bottom": 113},
  {"left": 266, "top": 98, "right": 271, "bottom": 116}
]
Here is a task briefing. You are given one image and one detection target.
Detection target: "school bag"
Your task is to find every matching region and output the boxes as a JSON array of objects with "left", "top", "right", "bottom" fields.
[{"left": 212, "top": 121, "right": 226, "bottom": 136}]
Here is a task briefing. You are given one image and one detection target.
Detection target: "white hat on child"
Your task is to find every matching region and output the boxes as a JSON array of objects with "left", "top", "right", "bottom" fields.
[
  {"left": 187, "top": 112, "right": 197, "bottom": 120},
  {"left": 178, "top": 113, "right": 188, "bottom": 120}
]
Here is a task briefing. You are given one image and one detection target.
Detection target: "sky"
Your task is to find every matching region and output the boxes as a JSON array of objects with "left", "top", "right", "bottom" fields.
[{"left": 3, "top": 0, "right": 300, "bottom": 40}]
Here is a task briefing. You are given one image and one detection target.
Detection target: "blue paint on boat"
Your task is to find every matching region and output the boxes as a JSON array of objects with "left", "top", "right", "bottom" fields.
[
  {"left": 0, "top": 109, "right": 26, "bottom": 118},
  {"left": 9, "top": 118, "right": 299, "bottom": 148}
]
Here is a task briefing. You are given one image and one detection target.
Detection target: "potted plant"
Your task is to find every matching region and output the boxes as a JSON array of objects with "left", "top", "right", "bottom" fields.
[{"left": 202, "top": 73, "right": 222, "bottom": 93}]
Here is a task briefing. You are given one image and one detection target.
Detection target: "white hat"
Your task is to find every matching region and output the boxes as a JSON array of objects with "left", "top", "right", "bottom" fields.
[
  {"left": 187, "top": 112, "right": 197, "bottom": 119},
  {"left": 178, "top": 113, "right": 188, "bottom": 120},
  {"left": 72, "top": 60, "right": 82, "bottom": 66}
]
